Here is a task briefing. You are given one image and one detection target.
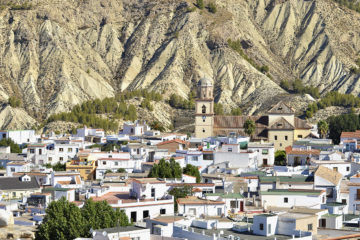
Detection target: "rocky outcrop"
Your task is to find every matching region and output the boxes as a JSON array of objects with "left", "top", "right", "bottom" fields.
[{"left": 0, "top": 0, "right": 359, "bottom": 128}]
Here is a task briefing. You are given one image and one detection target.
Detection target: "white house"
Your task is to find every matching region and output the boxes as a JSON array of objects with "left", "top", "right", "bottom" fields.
[
  {"left": 51, "top": 171, "right": 83, "bottom": 189},
  {"left": 176, "top": 149, "right": 213, "bottom": 173},
  {"left": 253, "top": 214, "right": 278, "bottom": 236},
  {"left": 95, "top": 152, "right": 133, "bottom": 179},
  {"left": 0, "top": 130, "right": 36, "bottom": 144},
  {"left": 261, "top": 189, "right": 326, "bottom": 209},
  {"left": 213, "top": 150, "right": 258, "bottom": 171},
  {"left": 314, "top": 166, "right": 343, "bottom": 203},
  {"left": 177, "top": 196, "right": 226, "bottom": 217},
  {"left": 348, "top": 173, "right": 360, "bottom": 213},
  {"left": 205, "top": 193, "right": 245, "bottom": 213},
  {"left": 91, "top": 178, "right": 174, "bottom": 222},
  {"left": 248, "top": 142, "right": 275, "bottom": 166},
  {"left": 312, "top": 160, "right": 352, "bottom": 177},
  {"left": 6, "top": 161, "right": 31, "bottom": 177},
  {"left": 75, "top": 126, "right": 105, "bottom": 138},
  {"left": 121, "top": 120, "right": 151, "bottom": 136}
]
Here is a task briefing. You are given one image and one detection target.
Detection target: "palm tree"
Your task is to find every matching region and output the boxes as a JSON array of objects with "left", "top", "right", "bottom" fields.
[
  {"left": 244, "top": 119, "right": 256, "bottom": 138},
  {"left": 317, "top": 120, "right": 328, "bottom": 138}
]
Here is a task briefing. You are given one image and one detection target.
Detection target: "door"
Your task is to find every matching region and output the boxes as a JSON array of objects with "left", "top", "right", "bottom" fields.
[
  {"left": 263, "top": 159, "right": 268, "bottom": 166},
  {"left": 240, "top": 201, "right": 244, "bottom": 212},
  {"left": 217, "top": 208, "right": 222, "bottom": 216},
  {"left": 131, "top": 211, "right": 137, "bottom": 222},
  {"left": 143, "top": 210, "right": 149, "bottom": 219},
  {"left": 319, "top": 219, "right": 326, "bottom": 228}
]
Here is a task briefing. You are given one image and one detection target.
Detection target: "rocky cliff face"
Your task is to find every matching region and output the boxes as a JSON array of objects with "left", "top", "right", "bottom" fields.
[{"left": 0, "top": 0, "right": 359, "bottom": 129}]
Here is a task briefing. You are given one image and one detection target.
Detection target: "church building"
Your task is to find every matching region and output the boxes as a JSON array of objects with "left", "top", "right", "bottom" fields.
[{"left": 194, "top": 78, "right": 312, "bottom": 150}]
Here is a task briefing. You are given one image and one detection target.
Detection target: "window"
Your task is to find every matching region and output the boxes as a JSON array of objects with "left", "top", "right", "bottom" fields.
[
  {"left": 160, "top": 209, "right": 166, "bottom": 214},
  {"left": 203, "top": 129, "right": 205, "bottom": 133},
  {"left": 115, "top": 161, "right": 118, "bottom": 166},
  {"left": 202, "top": 105, "right": 206, "bottom": 114},
  {"left": 228, "top": 148, "right": 232, "bottom": 152},
  {"left": 357, "top": 189, "right": 360, "bottom": 200},
  {"left": 333, "top": 167, "right": 338, "bottom": 172},
  {"left": 347, "top": 166, "right": 350, "bottom": 171},
  {"left": 284, "top": 197, "right": 288, "bottom": 203},
  {"left": 151, "top": 188, "right": 155, "bottom": 198},
  {"left": 11, "top": 167, "right": 15, "bottom": 172},
  {"left": 262, "top": 149, "right": 268, "bottom": 154},
  {"left": 30, "top": 149, "right": 35, "bottom": 154},
  {"left": 268, "top": 224, "right": 271, "bottom": 234},
  {"left": 103, "top": 161, "right": 106, "bottom": 165},
  {"left": 260, "top": 223, "right": 264, "bottom": 230},
  {"left": 274, "top": 135, "right": 277, "bottom": 140},
  {"left": 230, "top": 200, "right": 239, "bottom": 208},
  {"left": 48, "top": 157, "right": 52, "bottom": 162},
  {"left": 308, "top": 224, "right": 313, "bottom": 231},
  {"left": 203, "top": 118, "right": 206, "bottom": 122},
  {"left": 192, "top": 156, "right": 198, "bottom": 161},
  {"left": 285, "top": 136, "right": 288, "bottom": 140},
  {"left": 12, "top": 192, "right": 16, "bottom": 197},
  {"left": 59, "top": 157, "right": 63, "bottom": 161},
  {"left": 59, "top": 148, "right": 64, "bottom": 152},
  {"left": 280, "top": 143, "right": 282, "bottom": 147},
  {"left": 298, "top": 135, "right": 303, "bottom": 138},
  {"left": 327, "top": 188, "right": 334, "bottom": 198},
  {"left": 68, "top": 148, "right": 72, "bottom": 152},
  {"left": 39, "top": 149, "right": 42, "bottom": 155},
  {"left": 342, "top": 199, "right": 347, "bottom": 204}
]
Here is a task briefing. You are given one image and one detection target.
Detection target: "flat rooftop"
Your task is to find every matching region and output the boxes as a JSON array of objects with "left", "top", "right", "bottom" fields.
[{"left": 191, "top": 227, "right": 290, "bottom": 240}]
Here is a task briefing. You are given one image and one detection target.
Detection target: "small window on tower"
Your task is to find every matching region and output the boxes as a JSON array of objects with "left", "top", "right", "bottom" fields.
[
  {"left": 202, "top": 105, "right": 206, "bottom": 114},
  {"left": 203, "top": 129, "right": 205, "bottom": 133}
]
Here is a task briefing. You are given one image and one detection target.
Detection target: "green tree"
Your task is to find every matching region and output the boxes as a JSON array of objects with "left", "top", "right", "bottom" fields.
[
  {"left": 280, "top": 80, "right": 290, "bottom": 91},
  {"left": 35, "top": 198, "right": 130, "bottom": 240},
  {"left": 0, "top": 138, "right": 21, "bottom": 153},
  {"left": 207, "top": 2, "right": 217, "bottom": 13},
  {"left": 52, "top": 162, "right": 66, "bottom": 171},
  {"left": 117, "top": 168, "right": 126, "bottom": 173},
  {"left": 275, "top": 150, "right": 286, "bottom": 166},
  {"left": 183, "top": 164, "right": 201, "bottom": 183},
  {"left": 35, "top": 198, "right": 86, "bottom": 240},
  {"left": 8, "top": 96, "right": 22, "bottom": 108},
  {"left": 214, "top": 103, "right": 224, "bottom": 115},
  {"left": 169, "top": 185, "right": 193, "bottom": 212},
  {"left": 244, "top": 119, "right": 255, "bottom": 137},
  {"left": 105, "top": 169, "right": 113, "bottom": 174},
  {"left": 196, "top": 0, "right": 204, "bottom": 9},
  {"left": 81, "top": 199, "right": 130, "bottom": 236},
  {"left": 230, "top": 108, "right": 242, "bottom": 116},
  {"left": 148, "top": 158, "right": 182, "bottom": 179},
  {"left": 150, "top": 121, "right": 165, "bottom": 132},
  {"left": 317, "top": 120, "right": 329, "bottom": 139}
]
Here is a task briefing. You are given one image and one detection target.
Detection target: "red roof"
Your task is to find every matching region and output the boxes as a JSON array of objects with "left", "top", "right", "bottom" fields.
[
  {"left": 285, "top": 146, "right": 320, "bottom": 155},
  {"left": 341, "top": 130, "right": 360, "bottom": 139},
  {"left": 157, "top": 139, "right": 188, "bottom": 146}
]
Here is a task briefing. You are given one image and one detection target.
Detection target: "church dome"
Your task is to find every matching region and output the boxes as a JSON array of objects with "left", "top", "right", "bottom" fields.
[{"left": 198, "top": 77, "right": 213, "bottom": 87}]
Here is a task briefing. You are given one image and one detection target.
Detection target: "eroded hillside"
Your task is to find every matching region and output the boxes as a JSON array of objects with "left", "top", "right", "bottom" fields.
[{"left": 0, "top": 0, "right": 359, "bottom": 129}]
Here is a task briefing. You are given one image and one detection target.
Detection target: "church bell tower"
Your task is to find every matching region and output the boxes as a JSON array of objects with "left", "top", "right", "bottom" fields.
[{"left": 194, "top": 77, "right": 214, "bottom": 138}]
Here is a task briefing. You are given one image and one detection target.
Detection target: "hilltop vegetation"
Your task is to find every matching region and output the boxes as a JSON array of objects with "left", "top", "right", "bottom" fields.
[{"left": 46, "top": 90, "right": 163, "bottom": 132}]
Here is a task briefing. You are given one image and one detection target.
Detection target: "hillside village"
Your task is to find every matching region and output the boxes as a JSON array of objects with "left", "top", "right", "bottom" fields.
[{"left": 2, "top": 79, "right": 360, "bottom": 240}]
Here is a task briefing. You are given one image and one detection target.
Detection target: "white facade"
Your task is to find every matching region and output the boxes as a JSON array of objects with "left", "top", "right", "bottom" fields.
[
  {"left": 176, "top": 149, "right": 213, "bottom": 173},
  {"left": 213, "top": 151, "right": 258, "bottom": 170},
  {"left": 253, "top": 214, "right": 278, "bottom": 236},
  {"left": 122, "top": 121, "right": 150, "bottom": 136},
  {"left": 6, "top": 162, "right": 30, "bottom": 176},
  {"left": 75, "top": 127, "right": 105, "bottom": 138},
  {"left": 261, "top": 190, "right": 326, "bottom": 209},
  {"left": 348, "top": 174, "right": 360, "bottom": 213},
  {"left": 0, "top": 130, "right": 36, "bottom": 144},
  {"left": 248, "top": 142, "right": 275, "bottom": 166},
  {"left": 178, "top": 202, "right": 226, "bottom": 218}
]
